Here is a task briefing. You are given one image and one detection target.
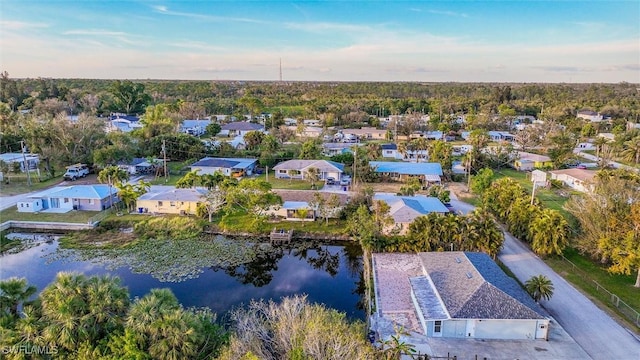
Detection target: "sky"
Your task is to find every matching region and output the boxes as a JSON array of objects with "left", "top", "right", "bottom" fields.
[{"left": 1, "top": 0, "right": 639, "bottom": 83}]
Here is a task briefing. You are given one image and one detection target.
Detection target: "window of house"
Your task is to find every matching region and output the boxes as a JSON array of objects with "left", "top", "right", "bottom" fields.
[
  {"left": 279, "top": 170, "right": 287, "bottom": 174},
  {"left": 434, "top": 321, "right": 442, "bottom": 334},
  {"left": 89, "top": 199, "right": 94, "bottom": 205},
  {"left": 158, "top": 201, "right": 163, "bottom": 206},
  {"left": 170, "top": 201, "right": 176, "bottom": 207},
  {"left": 64, "top": 198, "right": 69, "bottom": 203}
]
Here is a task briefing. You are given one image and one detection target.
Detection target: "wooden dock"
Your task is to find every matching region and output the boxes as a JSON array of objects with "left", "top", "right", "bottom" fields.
[{"left": 270, "top": 228, "right": 293, "bottom": 244}]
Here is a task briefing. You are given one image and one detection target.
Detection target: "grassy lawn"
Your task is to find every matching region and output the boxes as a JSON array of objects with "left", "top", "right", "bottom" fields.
[
  {"left": 214, "top": 213, "right": 348, "bottom": 236},
  {"left": 545, "top": 248, "right": 640, "bottom": 330},
  {"left": 0, "top": 174, "right": 64, "bottom": 196},
  {"left": 0, "top": 207, "right": 96, "bottom": 223},
  {"left": 255, "top": 170, "right": 314, "bottom": 190}
]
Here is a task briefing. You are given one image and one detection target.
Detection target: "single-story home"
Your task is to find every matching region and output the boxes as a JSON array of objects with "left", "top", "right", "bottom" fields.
[
  {"left": 322, "top": 143, "right": 361, "bottom": 157},
  {"left": 117, "top": 158, "right": 157, "bottom": 175},
  {"left": 303, "top": 119, "right": 321, "bottom": 126},
  {"left": 373, "top": 193, "right": 449, "bottom": 234},
  {"left": 284, "top": 125, "right": 323, "bottom": 138},
  {"left": 577, "top": 110, "right": 607, "bottom": 122},
  {"left": 488, "top": 131, "right": 516, "bottom": 142},
  {"left": 371, "top": 252, "right": 549, "bottom": 341},
  {"left": 514, "top": 152, "right": 553, "bottom": 171},
  {"left": 17, "top": 185, "right": 118, "bottom": 213},
  {"left": 380, "top": 144, "right": 401, "bottom": 159},
  {"left": 136, "top": 187, "right": 206, "bottom": 215},
  {"left": 219, "top": 122, "right": 265, "bottom": 137},
  {"left": 273, "top": 160, "right": 344, "bottom": 181},
  {"left": 190, "top": 157, "right": 257, "bottom": 177},
  {"left": 343, "top": 127, "right": 387, "bottom": 141},
  {"left": 268, "top": 190, "right": 350, "bottom": 221},
  {"left": 181, "top": 119, "right": 212, "bottom": 136},
  {"left": 0, "top": 153, "right": 39, "bottom": 172},
  {"left": 549, "top": 168, "right": 597, "bottom": 193},
  {"left": 370, "top": 161, "right": 443, "bottom": 184}
]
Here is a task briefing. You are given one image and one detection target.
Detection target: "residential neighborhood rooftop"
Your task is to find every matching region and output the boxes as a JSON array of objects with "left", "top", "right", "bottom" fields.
[
  {"left": 370, "top": 161, "right": 443, "bottom": 176},
  {"left": 548, "top": 168, "right": 597, "bottom": 182}
]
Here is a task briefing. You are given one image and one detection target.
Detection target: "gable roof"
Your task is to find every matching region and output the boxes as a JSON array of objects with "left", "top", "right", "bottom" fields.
[
  {"left": 370, "top": 161, "right": 443, "bottom": 176},
  {"left": 518, "top": 151, "right": 551, "bottom": 162},
  {"left": 182, "top": 119, "right": 212, "bottom": 128},
  {"left": 221, "top": 122, "right": 264, "bottom": 131},
  {"left": 35, "top": 185, "right": 113, "bottom": 200},
  {"left": 138, "top": 187, "right": 207, "bottom": 202},
  {"left": 273, "top": 160, "right": 345, "bottom": 173},
  {"left": 117, "top": 157, "right": 149, "bottom": 166}
]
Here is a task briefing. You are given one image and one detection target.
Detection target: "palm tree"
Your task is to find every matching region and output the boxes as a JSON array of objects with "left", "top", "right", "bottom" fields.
[
  {"left": 525, "top": 275, "right": 554, "bottom": 302},
  {"left": 621, "top": 136, "right": 640, "bottom": 164},
  {"left": 397, "top": 141, "right": 408, "bottom": 161},
  {"left": 304, "top": 167, "right": 320, "bottom": 189},
  {"left": 0, "top": 277, "right": 37, "bottom": 318},
  {"left": 466, "top": 210, "right": 504, "bottom": 258},
  {"left": 175, "top": 170, "right": 200, "bottom": 189},
  {"left": 200, "top": 171, "right": 225, "bottom": 190},
  {"left": 593, "top": 136, "right": 609, "bottom": 159},
  {"left": 365, "top": 143, "right": 381, "bottom": 161}
]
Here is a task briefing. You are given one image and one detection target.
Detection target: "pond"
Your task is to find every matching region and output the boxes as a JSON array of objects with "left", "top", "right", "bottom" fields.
[{"left": 0, "top": 234, "right": 365, "bottom": 320}]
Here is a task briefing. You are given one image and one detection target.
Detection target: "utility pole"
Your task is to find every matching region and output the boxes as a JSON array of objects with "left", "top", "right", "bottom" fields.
[
  {"left": 21, "top": 140, "right": 32, "bottom": 187},
  {"left": 162, "top": 140, "right": 168, "bottom": 183},
  {"left": 531, "top": 181, "right": 537, "bottom": 205}
]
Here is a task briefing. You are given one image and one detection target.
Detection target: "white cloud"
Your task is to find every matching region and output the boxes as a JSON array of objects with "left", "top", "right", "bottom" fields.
[
  {"left": 0, "top": 20, "right": 49, "bottom": 30},
  {"left": 63, "top": 29, "right": 128, "bottom": 36},
  {"left": 151, "top": 5, "right": 267, "bottom": 24},
  {"left": 428, "top": 9, "right": 469, "bottom": 18}
]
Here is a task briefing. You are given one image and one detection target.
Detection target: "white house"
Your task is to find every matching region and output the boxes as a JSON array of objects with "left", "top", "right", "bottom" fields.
[
  {"left": 0, "top": 153, "right": 39, "bottom": 172},
  {"left": 17, "top": 185, "right": 118, "bottom": 213},
  {"left": 373, "top": 193, "right": 449, "bottom": 234},
  {"left": 219, "top": 122, "right": 265, "bottom": 137},
  {"left": 268, "top": 190, "right": 350, "bottom": 221},
  {"left": 273, "top": 160, "right": 344, "bottom": 181},
  {"left": 577, "top": 110, "right": 605, "bottom": 122},
  {"left": 549, "top": 168, "right": 597, "bottom": 193},
  {"left": 380, "top": 144, "right": 401, "bottom": 159},
  {"left": 372, "top": 252, "right": 550, "bottom": 341},
  {"left": 181, "top": 119, "right": 212, "bottom": 136}
]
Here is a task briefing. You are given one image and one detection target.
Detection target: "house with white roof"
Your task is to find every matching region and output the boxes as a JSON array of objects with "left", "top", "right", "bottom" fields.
[
  {"left": 372, "top": 252, "right": 550, "bottom": 341},
  {"left": 268, "top": 190, "right": 350, "bottom": 221},
  {"left": 370, "top": 161, "right": 443, "bottom": 184},
  {"left": 190, "top": 157, "right": 257, "bottom": 177},
  {"left": 17, "top": 185, "right": 118, "bottom": 213},
  {"left": 136, "top": 187, "right": 206, "bottom": 215},
  {"left": 180, "top": 119, "right": 212, "bottom": 136},
  {"left": 0, "top": 153, "right": 39, "bottom": 172},
  {"left": 219, "top": 122, "right": 265, "bottom": 137},
  {"left": 373, "top": 193, "right": 449, "bottom": 234},
  {"left": 117, "top": 158, "right": 157, "bottom": 175},
  {"left": 273, "top": 160, "right": 345, "bottom": 181},
  {"left": 577, "top": 110, "right": 606, "bottom": 122}
]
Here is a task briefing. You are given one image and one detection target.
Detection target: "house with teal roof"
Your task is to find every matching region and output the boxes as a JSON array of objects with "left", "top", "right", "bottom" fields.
[{"left": 17, "top": 185, "right": 118, "bottom": 213}]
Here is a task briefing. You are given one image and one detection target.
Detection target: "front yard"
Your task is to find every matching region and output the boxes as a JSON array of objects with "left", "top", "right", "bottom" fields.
[{"left": 0, "top": 207, "right": 97, "bottom": 223}]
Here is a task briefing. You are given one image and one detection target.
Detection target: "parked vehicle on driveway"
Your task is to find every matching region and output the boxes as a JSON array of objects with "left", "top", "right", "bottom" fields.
[{"left": 63, "top": 163, "right": 89, "bottom": 181}]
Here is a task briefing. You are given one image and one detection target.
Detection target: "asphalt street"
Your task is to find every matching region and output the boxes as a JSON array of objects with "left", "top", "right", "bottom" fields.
[{"left": 449, "top": 191, "right": 640, "bottom": 359}]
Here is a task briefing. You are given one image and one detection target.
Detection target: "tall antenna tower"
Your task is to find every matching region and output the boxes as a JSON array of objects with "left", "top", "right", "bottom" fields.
[{"left": 279, "top": 58, "right": 282, "bottom": 82}]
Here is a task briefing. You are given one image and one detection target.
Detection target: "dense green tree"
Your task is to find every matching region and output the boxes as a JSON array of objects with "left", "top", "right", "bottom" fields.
[
  {"left": 0, "top": 278, "right": 37, "bottom": 319},
  {"left": 298, "top": 139, "right": 322, "bottom": 159},
  {"left": 243, "top": 130, "right": 264, "bottom": 151},
  {"left": 470, "top": 167, "right": 494, "bottom": 195},
  {"left": 109, "top": 80, "right": 151, "bottom": 114},
  {"left": 529, "top": 208, "right": 569, "bottom": 256},
  {"left": 206, "top": 123, "right": 222, "bottom": 137}
]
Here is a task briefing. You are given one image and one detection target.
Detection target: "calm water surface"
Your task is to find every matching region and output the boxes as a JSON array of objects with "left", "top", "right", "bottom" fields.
[{"left": 0, "top": 235, "right": 365, "bottom": 320}]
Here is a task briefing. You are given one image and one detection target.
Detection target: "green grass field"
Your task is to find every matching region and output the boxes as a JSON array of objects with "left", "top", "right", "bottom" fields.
[
  {"left": 0, "top": 174, "right": 64, "bottom": 196},
  {"left": 0, "top": 207, "right": 96, "bottom": 223},
  {"left": 254, "top": 171, "right": 315, "bottom": 190}
]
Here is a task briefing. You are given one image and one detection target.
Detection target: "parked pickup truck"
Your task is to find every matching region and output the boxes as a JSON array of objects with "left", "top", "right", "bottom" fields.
[{"left": 64, "top": 164, "right": 89, "bottom": 181}]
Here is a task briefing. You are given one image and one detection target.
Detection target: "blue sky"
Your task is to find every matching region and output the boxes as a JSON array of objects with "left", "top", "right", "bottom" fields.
[{"left": 1, "top": 1, "right": 638, "bottom": 82}]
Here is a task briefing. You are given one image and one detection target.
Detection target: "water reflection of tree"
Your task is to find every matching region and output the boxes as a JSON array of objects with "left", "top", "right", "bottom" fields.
[
  {"left": 291, "top": 241, "right": 341, "bottom": 277},
  {"left": 212, "top": 244, "right": 283, "bottom": 287}
]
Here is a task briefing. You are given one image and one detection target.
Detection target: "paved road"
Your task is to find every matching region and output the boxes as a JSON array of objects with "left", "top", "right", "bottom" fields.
[
  {"left": 499, "top": 231, "right": 640, "bottom": 359},
  {"left": 448, "top": 191, "right": 640, "bottom": 359},
  {"left": 574, "top": 149, "right": 640, "bottom": 173}
]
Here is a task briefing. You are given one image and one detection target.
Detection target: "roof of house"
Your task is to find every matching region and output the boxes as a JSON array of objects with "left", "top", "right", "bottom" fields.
[
  {"left": 182, "top": 119, "right": 212, "bottom": 128},
  {"left": 117, "top": 157, "right": 150, "bottom": 166},
  {"left": 370, "top": 161, "right": 443, "bottom": 176},
  {"left": 282, "top": 201, "right": 310, "bottom": 210},
  {"left": 273, "top": 189, "right": 350, "bottom": 205},
  {"left": 577, "top": 110, "right": 598, "bottom": 116},
  {"left": 381, "top": 143, "right": 397, "bottom": 150},
  {"left": 273, "top": 160, "right": 345, "bottom": 173},
  {"left": 191, "top": 157, "right": 257, "bottom": 169},
  {"left": 138, "top": 188, "right": 207, "bottom": 202},
  {"left": 517, "top": 151, "right": 551, "bottom": 162},
  {"left": 549, "top": 168, "right": 597, "bottom": 182},
  {"left": 35, "top": 185, "right": 113, "bottom": 200},
  {"left": 221, "top": 122, "right": 264, "bottom": 131},
  {"left": 372, "top": 252, "right": 547, "bottom": 329},
  {"left": 374, "top": 194, "right": 449, "bottom": 223},
  {"left": 109, "top": 114, "right": 140, "bottom": 122}
]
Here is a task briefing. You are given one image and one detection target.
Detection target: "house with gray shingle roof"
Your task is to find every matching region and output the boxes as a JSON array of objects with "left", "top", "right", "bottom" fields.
[
  {"left": 372, "top": 252, "right": 550, "bottom": 341},
  {"left": 219, "top": 122, "right": 265, "bottom": 137}
]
